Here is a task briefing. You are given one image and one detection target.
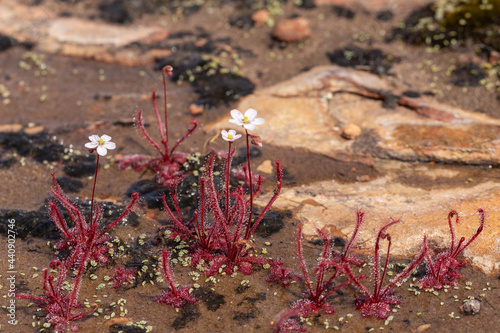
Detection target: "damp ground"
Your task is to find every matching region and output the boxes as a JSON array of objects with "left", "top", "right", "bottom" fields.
[{"left": 1, "top": 1, "right": 499, "bottom": 333}]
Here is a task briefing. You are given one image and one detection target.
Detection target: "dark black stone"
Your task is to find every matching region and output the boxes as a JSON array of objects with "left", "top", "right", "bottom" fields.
[
  {"left": 0, "top": 131, "right": 66, "bottom": 163},
  {"left": 333, "top": 6, "right": 356, "bottom": 19},
  {"left": 99, "top": 0, "right": 132, "bottom": 24},
  {"left": 109, "top": 324, "right": 145, "bottom": 333},
  {"left": 254, "top": 210, "right": 289, "bottom": 238},
  {"left": 402, "top": 90, "right": 421, "bottom": 98},
  {"left": 0, "top": 35, "right": 16, "bottom": 52},
  {"left": 171, "top": 303, "right": 200, "bottom": 330},
  {"left": 376, "top": 10, "right": 393, "bottom": 22},
  {"left": 55, "top": 177, "right": 84, "bottom": 193},
  {"left": 233, "top": 147, "right": 262, "bottom": 165},
  {"left": 0, "top": 207, "right": 57, "bottom": 240},
  {"left": 230, "top": 13, "right": 254, "bottom": 30},
  {"left": 63, "top": 154, "right": 96, "bottom": 178},
  {"left": 0, "top": 157, "right": 15, "bottom": 168},
  {"left": 327, "top": 45, "right": 399, "bottom": 75},
  {"left": 451, "top": 62, "right": 486, "bottom": 87},
  {"left": 194, "top": 287, "right": 225, "bottom": 311}
]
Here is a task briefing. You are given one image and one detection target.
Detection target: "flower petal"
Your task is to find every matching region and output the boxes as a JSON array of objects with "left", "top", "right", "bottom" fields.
[
  {"left": 85, "top": 142, "right": 98, "bottom": 149},
  {"left": 230, "top": 109, "right": 244, "bottom": 121},
  {"left": 221, "top": 130, "right": 228, "bottom": 137},
  {"left": 89, "top": 134, "right": 100, "bottom": 143},
  {"left": 229, "top": 119, "right": 241, "bottom": 126},
  {"left": 104, "top": 141, "right": 116, "bottom": 150},
  {"left": 96, "top": 146, "right": 108, "bottom": 156},
  {"left": 227, "top": 129, "right": 237, "bottom": 136},
  {"left": 243, "top": 123, "right": 256, "bottom": 131},
  {"left": 101, "top": 134, "right": 112, "bottom": 142},
  {"left": 244, "top": 108, "right": 257, "bottom": 120},
  {"left": 252, "top": 117, "right": 265, "bottom": 125},
  {"left": 233, "top": 134, "right": 242, "bottom": 140}
]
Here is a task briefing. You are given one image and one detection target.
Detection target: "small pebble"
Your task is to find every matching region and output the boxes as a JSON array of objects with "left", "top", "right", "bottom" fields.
[
  {"left": 24, "top": 125, "right": 45, "bottom": 135},
  {"left": 341, "top": 123, "right": 361, "bottom": 140},
  {"left": 460, "top": 299, "right": 481, "bottom": 315},
  {"left": 0, "top": 123, "right": 23, "bottom": 133},
  {"left": 189, "top": 103, "right": 204, "bottom": 116},
  {"left": 273, "top": 17, "right": 311, "bottom": 42},
  {"left": 252, "top": 9, "right": 270, "bottom": 27},
  {"left": 417, "top": 324, "right": 431, "bottom": 332}
]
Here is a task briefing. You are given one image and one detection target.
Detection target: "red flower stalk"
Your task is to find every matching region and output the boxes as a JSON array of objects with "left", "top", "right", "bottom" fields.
[
  {"left": 157, "top": 249, "right": 198, "bottom": 308},
  {"left": 419, "top": 209, "right": 485, "bottom": 290},
  {"left": 115, "top": 65, "right": 198, "bottom": 186},
  {"left": 16, "top": 260, "right": 95, "bottom": 332},
  {"left": 49, "top": 173, "right": 139, "bottom": 270},
  {"left": 274, "top": 225, "right": 356, "bottom": 332},
  {"left": 296, "top": 225, "right": 352, "bottom": 315},
  {"left": 347, "top": 218, "right": 428, "bottom": 319},
  {"left": 162, "top": 146, "right": 283, "bottom": 275}
]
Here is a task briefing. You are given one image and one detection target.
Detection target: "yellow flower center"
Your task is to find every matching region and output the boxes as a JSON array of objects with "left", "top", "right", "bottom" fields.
[
  {"left": 243, "top": 116, "right": 249, "bottom": 123},
  {"left": 228, "top": 133, "right": 233, "bottom": 139},
  {"left": 98, "top": 138, "right": 104, "bottom": 145}
]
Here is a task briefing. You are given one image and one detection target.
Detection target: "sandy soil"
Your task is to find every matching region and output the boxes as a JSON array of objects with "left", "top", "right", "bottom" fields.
[{"left": 0, "top": 1, "right": 499, "bottom": 333}]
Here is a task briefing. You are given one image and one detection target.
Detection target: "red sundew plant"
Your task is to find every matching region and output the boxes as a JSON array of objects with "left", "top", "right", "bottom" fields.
[
  {"left": 319, "top": 210, "right": 366, "bottom": 275},
  {"left": 346, "top": 218, "right": 428, "bottom": 319},
  {"left": 419, "top": 209, "right": 485, "bottom": 290},
  {"left": 16, "top": 260, "right": 95, "bottom": 332},
  {"left": 266, "top": 259, "right": 302, "bottom": 287},
  {"left": 274, "top": 223, "right": 360, "bottom": 333},
  {"left": 162, "top": 111, "right": 283, "bottom": 276},
  {"left": 114, "top": 65, "right": 198, "bottom": 187},
  {"left": 18, "top": 135, "right": 140, "bottom": 331},
  {"left": 290, "top": 226, "right": 354, "bottom": 316},
  {"left": 157, "top": 249, "right": 198, "bottom": 308},
  {"left": 49, "top": 173, "right": 139, "bottom": 270},
  {"left": 110, "top": 266, "right": 137, "bottom": 289}
]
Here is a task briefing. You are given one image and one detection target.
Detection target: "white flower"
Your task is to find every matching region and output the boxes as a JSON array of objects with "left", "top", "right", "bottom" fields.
[
  {"left": 221, "top": 129, "right": 241, "bottom": 142},
  {"left": 229, "top": 108, "right": 265, "bottom": 131},
  {"left": 85, "top": 134, "right": 116, "bottom": 156}
]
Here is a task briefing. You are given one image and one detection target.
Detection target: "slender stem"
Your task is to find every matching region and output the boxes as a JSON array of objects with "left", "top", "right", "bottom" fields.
[
  {"left": 224, "top": 142, "right": 232, "bottom": 221},
  {"left": 343, "top": 210, "right": 364, "bottom": 260},
  {"left": 244, "top": 130, "right": 254, "bottom": 238},
  {"left": 297, "top": 226, "right": 314, "bottom": 298},
  {"left": 376, "top": 236, "right": 392, "bottom": 299},
  {"left": 89, "top": 155, "right": 99, "bottom": 230},
  {"left": 448, "top": 211, "right": 458, "bottom": 256},
  {"left": 162, "top": 67, "right": 169, "bottom": 151}
]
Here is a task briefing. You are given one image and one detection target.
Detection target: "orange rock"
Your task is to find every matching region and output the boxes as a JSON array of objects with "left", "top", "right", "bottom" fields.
[
  {"left": 341, "top": 123, "right": 361, "bottom": 140},
  {"left": 252, "top": 9, "right": 270, "bottom": 27},
  {"left": 272, "top": 17, "right": 311, "bottom": 42},
  {"left": 189, "top": 103, "right": 204, "bottom": 115}
]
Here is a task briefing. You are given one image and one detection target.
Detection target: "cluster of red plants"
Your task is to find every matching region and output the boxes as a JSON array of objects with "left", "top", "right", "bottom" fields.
[
  {"left": 15, "top": 64, "right": 487, "bottom": 332},
  {"left": 273, "top": 209, "right": 485, "bottom": 332},
  {"left": 162, "top": 132, "right": 283, "bottom": 276},
  {"left": 114, "top": 65, "right": 198, "bottom": 187},
  {"left": 17, "top": 173, "right": 139, "bottom": 332}
]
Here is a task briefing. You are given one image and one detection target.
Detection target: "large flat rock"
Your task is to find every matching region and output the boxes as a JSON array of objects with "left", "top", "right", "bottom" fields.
[
  {"left": 207, "top": 65, "right": 500, "bottom": 274},
  {"left": 0, "top": 0, "right": 169, "bottom": 65},
  {"left": 207, "top": 65, "right": 500, "bottom": 166},
  {"left": 255, "top": 173, "right": 500, "bottom": 274}
]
